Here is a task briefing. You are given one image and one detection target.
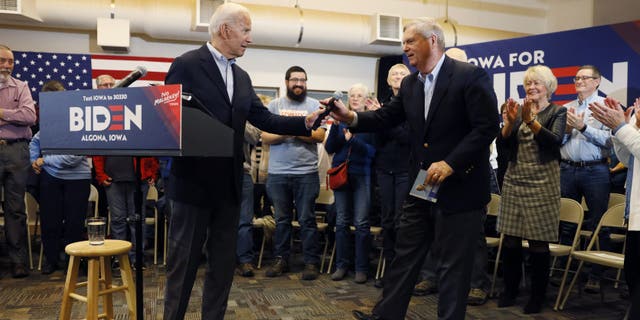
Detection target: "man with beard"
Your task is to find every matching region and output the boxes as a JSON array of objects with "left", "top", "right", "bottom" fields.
[
  {"left": 263, "top": 66, "right": 325, "bottom": 280},
  {"left": 0, "top": 44, "right": 37, "bottom": 278}
]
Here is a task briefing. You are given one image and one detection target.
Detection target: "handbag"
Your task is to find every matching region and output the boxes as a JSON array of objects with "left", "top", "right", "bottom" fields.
[{"left": 326, "top": 147, "right": 351, "bottom": 190}]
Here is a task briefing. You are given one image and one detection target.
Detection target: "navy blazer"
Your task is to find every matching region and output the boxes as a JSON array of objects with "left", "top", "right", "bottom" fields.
[
  {"left": 165, "top": 45, "right": 310, "bottom": 206},
  {"left": 355, "top": 56, "right": 500, "bottom": 212}
]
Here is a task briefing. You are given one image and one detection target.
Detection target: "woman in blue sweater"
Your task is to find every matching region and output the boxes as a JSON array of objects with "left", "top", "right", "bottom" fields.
[
  {"left": 30, "top": 81, "right": 91, "bottom": 274},
  {"left": 325, "top": 83, "right": 376, "bottom": 284}
]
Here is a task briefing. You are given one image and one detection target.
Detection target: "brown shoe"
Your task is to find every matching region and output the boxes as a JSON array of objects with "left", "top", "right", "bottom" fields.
[
  {"left": 12, "top": 264, "right": 29, "bottom": 278},
  {"left": 265, "top": 258, "right": 288, "bottom": 277},
  {"left": 301, "top": 264, "right": 319, "bottom": 280},
  {"left": 413, "top": 279, "right": 438, "bottom": 296},
  {"left": 237, "top": 263, "right": 255, "bottom": 277},
  {"left": 467, "top": 288, "right": 488, "bottom": 306}
]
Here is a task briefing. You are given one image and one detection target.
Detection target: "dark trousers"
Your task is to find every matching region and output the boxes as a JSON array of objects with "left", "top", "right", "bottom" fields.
[
  {"left": 375, "top": 169, "right": 409, "bottom": 263},
  {"left": 163, "top": 196, "right": 239, "bottom": 320},
  {"left": 0, "top": 141, "right": 30, "bottom": 264},
  {"left": 372, "top": 200, "right": 481, "bottom": 320},
  {"left": 39, "top": 171, "right": 90, "bottom": 266},
  {"left": 418, "top": 210, "right": 490, "bottom": 290},
  {"left": 625, "top": 231, "right": 640, "bottom": 319}
]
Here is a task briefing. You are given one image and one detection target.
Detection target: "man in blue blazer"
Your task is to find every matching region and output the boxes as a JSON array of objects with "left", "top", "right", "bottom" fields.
[
  {"left": 331, "top": 18, "right": 500, "bottom": 320},
  {"left": 163, "top": 3, "right": 322, "bottom": 320}
]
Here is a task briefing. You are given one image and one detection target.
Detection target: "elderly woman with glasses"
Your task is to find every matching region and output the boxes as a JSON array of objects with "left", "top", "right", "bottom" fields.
[
  {"left": 496, "top": 65, "right": 567, "bottom": 314},
  {"left": 325, "top": 83, "right": 376, "bottom": 284}
]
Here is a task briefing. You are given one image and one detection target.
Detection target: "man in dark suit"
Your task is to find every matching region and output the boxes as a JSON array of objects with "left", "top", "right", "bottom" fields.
[
  {"left": 163, "top": 3, "right": 322, "bottom": 320},
  {"left": 330, "top": 18, "right": 499, "bottom": 320}
]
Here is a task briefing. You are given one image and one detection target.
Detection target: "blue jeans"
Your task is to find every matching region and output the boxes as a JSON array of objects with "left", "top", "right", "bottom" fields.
[
  {"left": 105, "top": 181, "right": 149, "bottom": 263},
  {"left": 334, "top": 174, "right": 371, "bottom": 272},
  {"left": 489, "top": 167, "right": 500, "bottom": 194},
  {"left": 236, "top": 172, "right": 254, "bottom": 264},
  {"left": 376, "top": 169, "right": 409, "bottom": 263},
  {"left": 267, "top": 173, "right": 320, "bottom": 264},
  {"left": 560, "top": 162, "right": 610, "bottom": 277}
]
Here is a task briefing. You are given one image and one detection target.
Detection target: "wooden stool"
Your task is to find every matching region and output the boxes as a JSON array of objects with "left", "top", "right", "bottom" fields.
[{"left": 60, "top": 240, "right": 136, "bottom": 320}]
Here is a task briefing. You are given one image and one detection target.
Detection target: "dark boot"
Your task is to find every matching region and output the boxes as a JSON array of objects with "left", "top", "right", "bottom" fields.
[
  {"left": 524, "top": 251, "right": 550, "bottom": 314},
  {"left": 498, "top": 247, "right": 522, "bottom": 307}
]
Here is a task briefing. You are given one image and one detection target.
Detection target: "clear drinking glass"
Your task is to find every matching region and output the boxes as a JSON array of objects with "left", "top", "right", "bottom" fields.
[{"left": 87, "top": 217, "right": 106, "bottom": 245}]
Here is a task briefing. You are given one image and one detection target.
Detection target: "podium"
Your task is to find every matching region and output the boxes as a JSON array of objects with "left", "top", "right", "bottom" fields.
[
  {"left": 180, "top": 93, "right": 233, "bottom": 157},
  {"left": 39, "top": 85, "right": 234, "bottom": 320},
  {"left": 39, "top": 85, "right": 233, "bottom": 157}
]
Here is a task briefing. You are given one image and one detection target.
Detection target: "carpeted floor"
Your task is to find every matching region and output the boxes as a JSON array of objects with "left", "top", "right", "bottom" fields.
[{"left": 0, "top": 253, "right": 630, "bottom": 320}]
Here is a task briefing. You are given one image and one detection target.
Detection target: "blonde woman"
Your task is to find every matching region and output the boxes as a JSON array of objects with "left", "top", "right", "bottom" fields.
[{"left": 496, "top": 65, "right": 567, "bottom": 314}]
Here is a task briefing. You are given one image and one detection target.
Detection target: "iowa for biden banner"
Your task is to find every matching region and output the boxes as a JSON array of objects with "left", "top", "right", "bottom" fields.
[
  {"left": 456, "top": 21, "right": 640, "bottom": 108},
  {"left": 39, "top": 84, "right": 182, "bottom": 155}
]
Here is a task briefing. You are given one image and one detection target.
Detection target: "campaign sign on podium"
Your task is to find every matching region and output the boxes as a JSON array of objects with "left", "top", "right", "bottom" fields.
[{"left": 39, "top": 85, "right": 182, "bottom": 155}]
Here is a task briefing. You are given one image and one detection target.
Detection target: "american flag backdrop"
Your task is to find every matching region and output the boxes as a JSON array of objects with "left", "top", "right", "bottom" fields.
[{"left": 13, "top": 51, "right": 174, "bottom": 102}]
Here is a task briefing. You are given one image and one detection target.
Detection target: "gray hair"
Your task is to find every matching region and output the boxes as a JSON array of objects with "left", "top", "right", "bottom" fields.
[
  {"left": 524, "top": 65, "right": 558, "bottom": 100},
  {"left": 0, "top": 44, "right": 11, "bottom": 51},
  {"left": 208, "top": 3, "right": 251, "bottom": 37},
  {"left": 348, "top": 83, "right": 370, "bottom": 110},
  {"left": 349, "top": 83, "right": 370, "bottom": 97},
  {"left": 404, "top": 18, "right": 445, "bottom": 49},
  {"left": 96, "top": 74, "right": 115, "bottom": 86}
]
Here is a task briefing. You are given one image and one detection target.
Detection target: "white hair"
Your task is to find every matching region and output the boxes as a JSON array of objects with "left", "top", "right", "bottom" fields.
[
  {"left": 403, "top": 18, "right": 445, "bottom": 49},
  {"left": 208, "top": 3, "right": 251, "bottom": 37}
]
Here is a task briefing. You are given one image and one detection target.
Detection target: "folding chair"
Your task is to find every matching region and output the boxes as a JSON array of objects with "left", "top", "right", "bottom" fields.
[
  {"left": 559, "top": 203, "right": 626, "bottom": 310},
  {"left": 145, "top": 185, "right": 160, "bottom": 264},
  {"left": 326, "top": 226, "right": 383, "bottom": 276},
  {"left": 579, "top": 192, "right": 626, "bottom": 247},
  {"left": 487, "top": 193, "right": 502, "bottom": 297},
  {"left": 25, "top": 192, "right": 41, "bottom": 270},
  {"left": 256, "top": 188, "right": 333, "bottom": 270},
  {"left": 89, "top": 184, "right": 99, "bottom": 217},
  {"left": 534, "top": 198, "right": 584, "bottom": 310}
]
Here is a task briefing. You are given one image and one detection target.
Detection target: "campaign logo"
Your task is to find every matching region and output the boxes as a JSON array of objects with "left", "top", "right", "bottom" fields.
[
  {"left": 459, "top": 22, "right": 639, "bottom": 107},
  {"left": 69, "top": 92, "right": 142, "bottom": 142},
  {"left": 69, "top": 104, "right": 142, "bottom": 132}
]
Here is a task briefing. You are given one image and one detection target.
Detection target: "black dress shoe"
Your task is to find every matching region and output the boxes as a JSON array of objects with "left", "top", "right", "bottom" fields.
[
  {"left": 12, "top": 264, "right": 29, "bottom": 278},
  {"left": 352, "top": 310, "right": 374, "bottom": 320}
]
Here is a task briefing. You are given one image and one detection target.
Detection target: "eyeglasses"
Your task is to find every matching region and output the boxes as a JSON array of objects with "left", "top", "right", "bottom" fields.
[
  {"left": 573, "top": 76, "right": 598, "bottom": 82},
  {"left": 0, "top": 57, "right": 14, "bottom": 65},
  {"left": 287, "top": 78, "right": 307, "bottom": 83}
]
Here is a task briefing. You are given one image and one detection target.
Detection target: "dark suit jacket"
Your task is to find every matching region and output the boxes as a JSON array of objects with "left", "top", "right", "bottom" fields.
[
  {"left": 165, "top": 45, "right": 310, "bottom": 207},
  {"left": 355, "top": 56, "right": 499, "bottom": 213}
]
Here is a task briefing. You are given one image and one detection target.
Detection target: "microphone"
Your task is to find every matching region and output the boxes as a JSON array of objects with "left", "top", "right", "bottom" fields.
[
  {"left": 311, "top": 91, "right": 343, "bottom": 130},
  {"left": 114, "top": 66, "right": 148, "bottom": 88}
]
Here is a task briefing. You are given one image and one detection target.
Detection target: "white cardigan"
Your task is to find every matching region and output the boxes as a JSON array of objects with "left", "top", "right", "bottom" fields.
[{"left": 612, "top": 115, "right": 640, "bottom": 231}]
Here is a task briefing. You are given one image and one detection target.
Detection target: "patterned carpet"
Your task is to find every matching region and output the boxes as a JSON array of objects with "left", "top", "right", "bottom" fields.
[{"left": 0, "top": 254, "right": 630, "bottom": 320}]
